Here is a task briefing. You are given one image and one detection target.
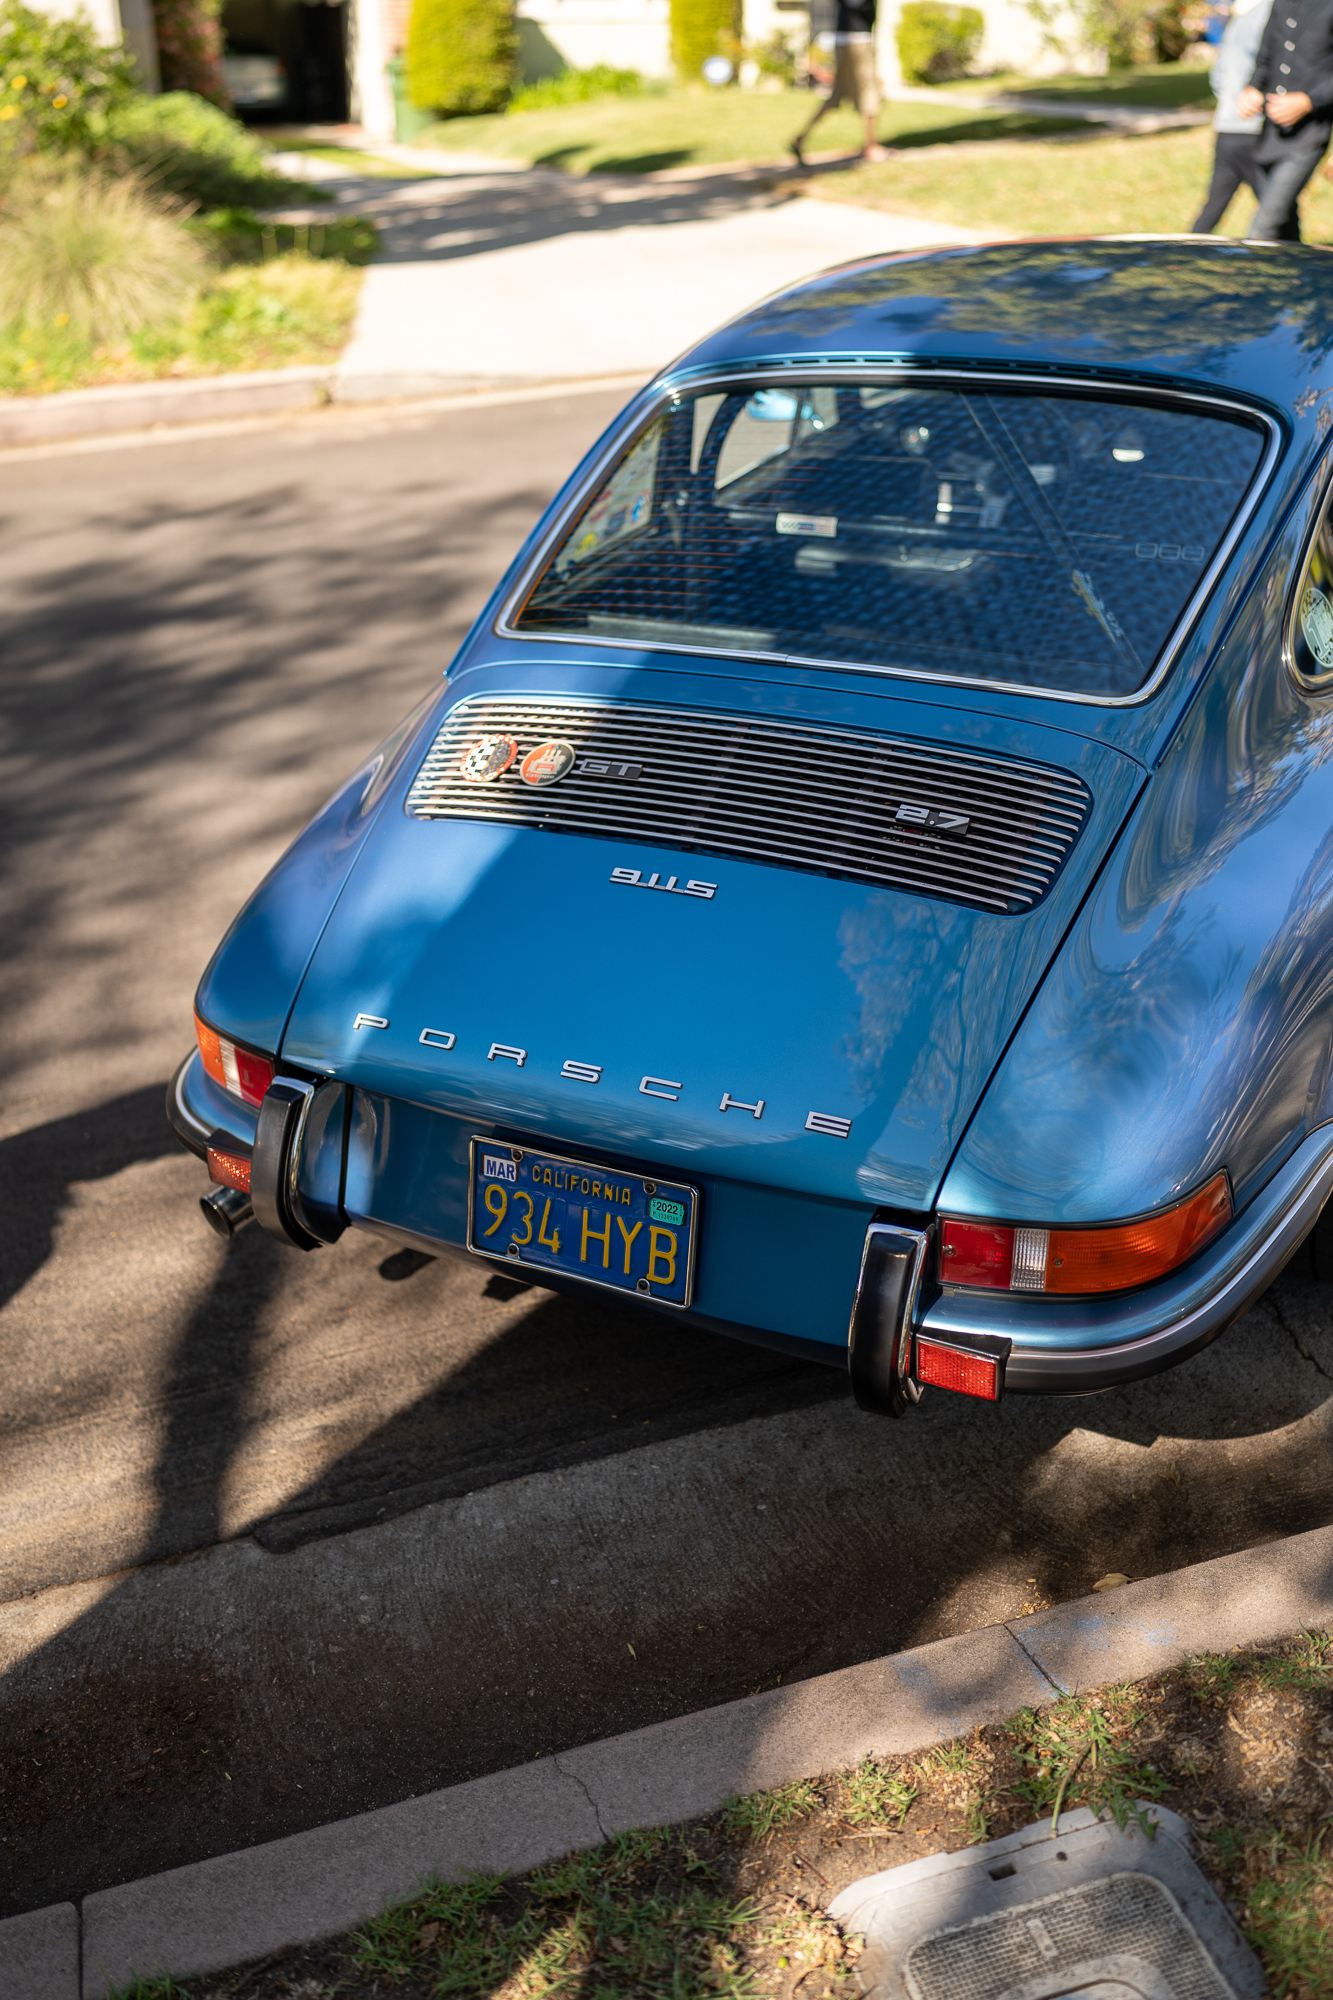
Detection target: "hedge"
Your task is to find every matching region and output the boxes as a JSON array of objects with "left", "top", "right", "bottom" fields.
[
  {"left": 406, "top": 0, "right": 517, "bottom": 115},
  {"left": 670, "top": 0, "right": 739, "bottom": 82},
  {"left": 895, "top": 1, "right": 983, "bottom": 83}
]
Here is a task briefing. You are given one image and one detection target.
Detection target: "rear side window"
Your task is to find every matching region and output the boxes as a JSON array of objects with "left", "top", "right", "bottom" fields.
[
  {"left": 1292, "top": 479, "right": 1333, "bottom": 688},
  {"left": 512, "top": 380, "right": 1267, "bottom": 698}
]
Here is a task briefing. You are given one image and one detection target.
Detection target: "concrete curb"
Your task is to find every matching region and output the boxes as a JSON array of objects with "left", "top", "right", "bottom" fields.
[
  {"left": 0, "top": 366, "right": 335, "bottom": 445},
  {"left": 0, "top": 1520, "right": 1318, "bottom": 1996},
  {"left": 0, "top": 367, "right": 648, "bottom": 450}
]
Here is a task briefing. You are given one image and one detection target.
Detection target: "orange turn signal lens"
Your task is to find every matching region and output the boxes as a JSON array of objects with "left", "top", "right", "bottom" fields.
[
  {"left": 194, "top": 1013, "right": 275, "bottom": 1108},
  {"left": 940, "top": 1172, "right": 1232, "bottom": 1297}
]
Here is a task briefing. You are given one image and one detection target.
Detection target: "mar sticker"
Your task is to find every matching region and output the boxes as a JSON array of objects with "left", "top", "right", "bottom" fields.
[
  {"left": 1301, "top": 584, "right": 1333, "bottom": 671},
  {"left": 482, "top": 1154, "right": 517, "bottom": 1182}
]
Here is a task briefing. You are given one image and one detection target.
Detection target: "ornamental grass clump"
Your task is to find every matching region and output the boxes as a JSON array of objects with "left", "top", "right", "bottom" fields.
[{"left": 0, "top": 158, "right": 202, "bottom": 344}]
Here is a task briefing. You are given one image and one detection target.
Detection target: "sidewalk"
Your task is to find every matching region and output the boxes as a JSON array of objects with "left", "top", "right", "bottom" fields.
[
  {"left": 0, "top": 158, "right": 985, "bottom": 445},
  {"left": 8, "top": 1521, "right": 1333, "bottom": 1997}
]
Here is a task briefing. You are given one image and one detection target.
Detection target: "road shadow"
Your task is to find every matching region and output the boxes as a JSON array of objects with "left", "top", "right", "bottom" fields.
[
  {"left": 0, "top": 1085, "right": 180, "bottom": 1316},
  {"left": 248, "top": 1253, "right": 848, "bottom": 1552}
]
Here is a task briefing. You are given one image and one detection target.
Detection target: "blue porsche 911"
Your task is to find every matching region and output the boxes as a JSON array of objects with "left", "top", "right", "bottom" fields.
[{"left": 169, "top": 236, "right": 1333, "bottom": 1417}]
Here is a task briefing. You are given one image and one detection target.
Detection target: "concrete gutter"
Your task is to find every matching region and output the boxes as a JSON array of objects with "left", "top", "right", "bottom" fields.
[{"left": 5, "top": 1520, "right": 1333, "bottom": 2000}]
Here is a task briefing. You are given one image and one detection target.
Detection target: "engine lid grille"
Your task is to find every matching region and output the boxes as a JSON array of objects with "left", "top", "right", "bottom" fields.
[{"left": 405, "top": 697, "right": 1092, "bottom": 915}]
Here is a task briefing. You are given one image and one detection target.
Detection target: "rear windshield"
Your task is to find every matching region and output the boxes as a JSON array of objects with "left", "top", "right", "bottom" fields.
[{"left": 511, "top": 381, "right": 1266, "bottom": 698}]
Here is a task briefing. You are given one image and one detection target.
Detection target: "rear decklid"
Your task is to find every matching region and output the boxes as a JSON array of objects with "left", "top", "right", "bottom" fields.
[{"left": 280, "top": 687, "right": 1143, "bottom": 1212}]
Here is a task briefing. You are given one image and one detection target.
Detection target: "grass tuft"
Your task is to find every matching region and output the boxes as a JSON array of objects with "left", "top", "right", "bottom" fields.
[
  {"left": 836, "top": 1755, "right": 918, "bottom": 1831},
  {"left": 721, "top": 1777, "right": 822, "bottom": 1839},
  {"left": 0, "top": 156, "right": 202, "bottom": 343},
  {"left": 1008, "top": 1688, "right": 1170, "bottom": 1838}
]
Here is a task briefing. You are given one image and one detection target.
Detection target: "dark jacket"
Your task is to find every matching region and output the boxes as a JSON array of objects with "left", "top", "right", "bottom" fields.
[{"left": 1249, "top": 0, "right": 1333, "bottom": 159}]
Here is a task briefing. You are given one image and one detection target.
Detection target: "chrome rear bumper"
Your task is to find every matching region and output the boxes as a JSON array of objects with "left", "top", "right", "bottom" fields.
[{"left": 919, "top": 1125, "right": 1333, "bottom": 1394}]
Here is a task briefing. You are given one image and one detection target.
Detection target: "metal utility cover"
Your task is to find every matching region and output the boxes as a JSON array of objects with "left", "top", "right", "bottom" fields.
[{"left": 827, "top": 1805, "right": 1264, "bottom": 2000}]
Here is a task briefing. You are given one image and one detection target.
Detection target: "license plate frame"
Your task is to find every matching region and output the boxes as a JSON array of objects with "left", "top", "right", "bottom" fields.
[{"left": 467, "top": 1138, "right": 699, "bottom": 1309}]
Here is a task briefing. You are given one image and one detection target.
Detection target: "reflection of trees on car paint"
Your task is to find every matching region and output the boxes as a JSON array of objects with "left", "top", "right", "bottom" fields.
[
  {"left": 954, "top": 537, "right": 1333, "bottom": 1223},
  {"left": 741, "top": 245, "right": 1333, "bottom": 371}
]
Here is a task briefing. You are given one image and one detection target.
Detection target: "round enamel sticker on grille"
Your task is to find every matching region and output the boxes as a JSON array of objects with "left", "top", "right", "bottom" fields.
[
  {"left": 519, "top": 739, "right": 577, "bottom": 787},
  {"left": 459, "top": 734, "right": 518, "bottom": 783},
  {"left": 1302, "top": 585, "right": 1333, "bottom": 672}
]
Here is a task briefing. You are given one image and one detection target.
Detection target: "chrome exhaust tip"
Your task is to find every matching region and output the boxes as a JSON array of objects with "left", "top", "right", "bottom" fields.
[{"left": 201, "top": 1184, "right": 254, "bottom": 1239}]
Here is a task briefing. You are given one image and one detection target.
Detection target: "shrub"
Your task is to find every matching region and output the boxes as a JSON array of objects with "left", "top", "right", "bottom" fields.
[
  {"left": 0, "top": 156, "right": 203, "bottom": 341},
  {"left": 750, "top": 28, "right": 797, "bottom": 83},
  {"left": 99, "top": 91, "right": 298, "bottom": 207},
  {"left": 1024, "top": 0, "right": 1185, "bottom": 67},
  {"left": 406, "top": 0, "right": 517, "bottom": 115},
  {"left": 507, "top": 63, "right": 642, "bottom": 111},
  {"left": 150, "top": 0, "right": 229, "bottom": 106},
  {"left": 670, "top": 0, "right": 740, "bottom": 82},
  {"left": 0, "top": 0, "right": 137, "bottom": 153},
  {"left": 895, "top": 0, "right": 984, "bottom": 82}
]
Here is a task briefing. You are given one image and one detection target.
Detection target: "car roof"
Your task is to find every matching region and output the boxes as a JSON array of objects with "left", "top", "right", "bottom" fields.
[{"left": 673, "top": 236, "right": 1333, "bottom": 429}]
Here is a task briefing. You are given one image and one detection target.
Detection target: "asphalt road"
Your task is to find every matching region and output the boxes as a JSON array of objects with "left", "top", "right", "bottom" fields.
[{"left": 4, "top": 393, "right": 1333, "bottom": 1918}]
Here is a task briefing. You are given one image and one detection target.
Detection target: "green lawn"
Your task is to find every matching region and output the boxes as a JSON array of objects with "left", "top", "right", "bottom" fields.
[
  {"left": 935, "top": 59, "right": 1217, "bottom": 108},
  {"left": 815, "top": 120, "right": 1333, "bottom": 243},
  {"left": 412, "top": 87, "right": 1082, "bottom": 176},
  {"left": 263, "top": 131, "right": 443, "bottom": 178}
]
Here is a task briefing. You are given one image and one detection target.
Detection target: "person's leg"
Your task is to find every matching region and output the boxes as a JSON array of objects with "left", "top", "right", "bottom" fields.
[
  {"left": 851, "top": 41, "right": 888, "bottom": 160},
  {"left": 1192, "top": 133, "right": 1252, "bottom": 233},
  {"left": 792, "top": 79, "right": 841, "bottom": 163},
  {"left": 1249, "top": 148, "right": 1326, "bottom": 241}
]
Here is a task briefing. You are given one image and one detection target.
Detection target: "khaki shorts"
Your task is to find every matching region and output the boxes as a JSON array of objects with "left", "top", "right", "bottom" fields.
[{"left": 831, "top": 40, "right": 880, "bottom": 118}]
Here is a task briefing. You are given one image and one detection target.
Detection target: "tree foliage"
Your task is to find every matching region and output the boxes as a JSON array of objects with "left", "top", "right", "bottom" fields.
[
  {"left": 0, "top": 0, "right": 137, "bottom": 154},
  {"left": 406, "top": 0, "right": 517, "bottom": 115}
]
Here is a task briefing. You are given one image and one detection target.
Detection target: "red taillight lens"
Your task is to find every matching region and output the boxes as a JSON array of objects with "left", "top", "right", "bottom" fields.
[
  {"left": 939, "top": 1219, "right": 1014, "bottom": 1288},
  {"left": 207, "top": 1145, "right": 252, "bottom": 1193},
  {"left": 940, "top": 1173, "right": 1232, "bottom": 1298},
  {"left": 194, "top": 1013, "right": 274, "bottom": 1107},
  {"left": 916, "top": 1337, "right": 1001, "bottom": 1400}
]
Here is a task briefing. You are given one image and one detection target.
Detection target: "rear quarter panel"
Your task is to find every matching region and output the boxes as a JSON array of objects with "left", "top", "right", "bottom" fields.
[{"left": 942, "top": 455, "right": 1333, "bottom": 1226}]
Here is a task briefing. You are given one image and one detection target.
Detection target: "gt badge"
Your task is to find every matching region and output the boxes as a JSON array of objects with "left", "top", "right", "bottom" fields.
[
  {"left": 520, "top": 739, "right": 577, "bottom": 786},
  {"left": 459, "top": 734, "right": 518, "bottom": 783}
]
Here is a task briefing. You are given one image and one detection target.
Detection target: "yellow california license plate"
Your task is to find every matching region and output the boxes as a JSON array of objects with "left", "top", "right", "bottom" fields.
[{"left": 467, "top": 1138, "right": 698, "bottom": 1308}]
